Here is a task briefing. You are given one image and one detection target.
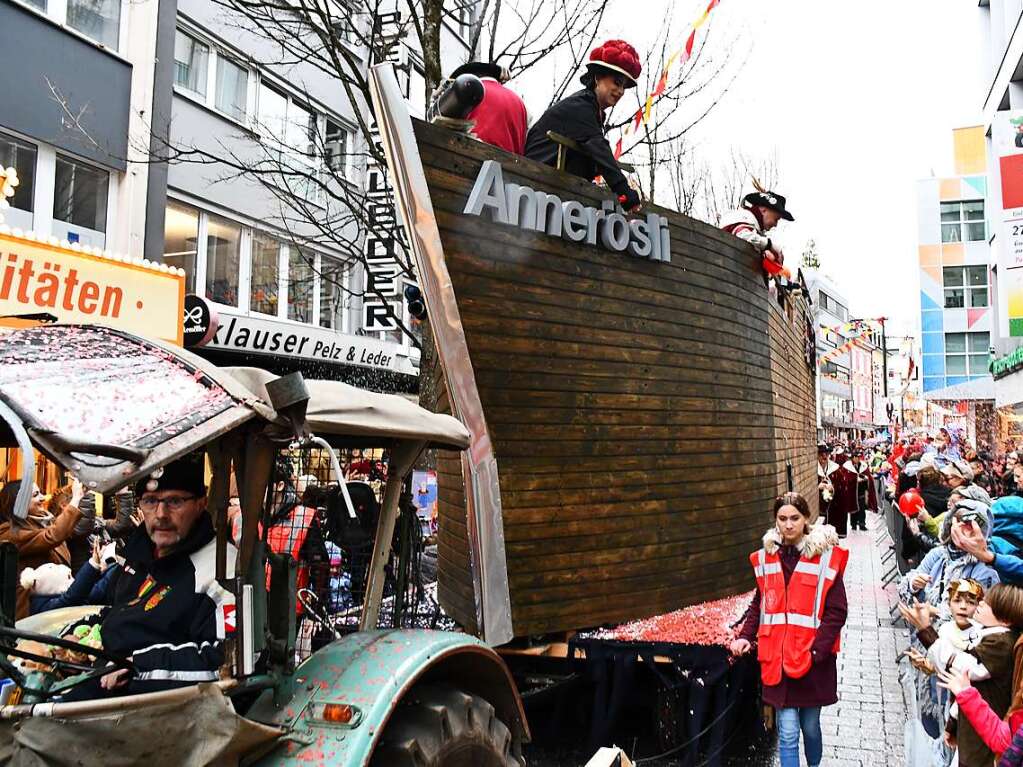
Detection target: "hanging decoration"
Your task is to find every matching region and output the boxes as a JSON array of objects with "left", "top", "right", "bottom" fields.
[
  {"left": 0, "top": 167, "right": 19, "bottom": 226},
  {"left": 818, "top": 331, "right": 873, "bottom": 365},
  {"left": 612, "top": 0, "right": 723, "bottom": 160}
]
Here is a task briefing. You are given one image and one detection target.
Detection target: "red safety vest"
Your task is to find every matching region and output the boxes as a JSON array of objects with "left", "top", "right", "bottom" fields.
[
  {"left": 749, "top": 543, "right": 848, "bottom": 686},
  {"left": 266, "top": 505, "right": 316, "bottom": 613}
]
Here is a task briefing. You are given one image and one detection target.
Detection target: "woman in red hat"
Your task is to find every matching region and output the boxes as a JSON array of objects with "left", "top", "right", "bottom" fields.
[{"left": 525, "top": 40, "right": 643, "bottom": 211}]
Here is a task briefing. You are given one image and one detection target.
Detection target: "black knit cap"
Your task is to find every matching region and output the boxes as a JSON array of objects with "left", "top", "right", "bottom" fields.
[{"left": 135, "top": 454, "right": 207, "bottom": 498}]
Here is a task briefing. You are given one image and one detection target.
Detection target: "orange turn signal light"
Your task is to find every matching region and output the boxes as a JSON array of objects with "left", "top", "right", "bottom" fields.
[{"left": 322, "top": 703, "right": 354, "bottom": 724}]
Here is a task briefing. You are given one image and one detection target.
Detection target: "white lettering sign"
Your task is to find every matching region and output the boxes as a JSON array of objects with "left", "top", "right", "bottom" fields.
[
  {"left": 209, "top": 312, "right": 414, "bottom": 374},
  {"left": 463, "top": 161, "right": 671, "bottom": 262}
]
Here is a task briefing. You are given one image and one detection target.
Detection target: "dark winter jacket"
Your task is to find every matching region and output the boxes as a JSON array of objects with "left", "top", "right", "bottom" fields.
[
  {"left": 921, "top": 626, "right": 1018, "bottom": 767},
  {"left": 738, "top": 523, "right": 849, "bottom": 708},
  {"left": 524, "top": 88, "right": 631, "bottom": 197},
  {"left": 29, "top": 561, "right": 119, "bottom": 614},
  {"left": 919, "top": 483, "right": 951, "bottom": 518},
  {"left": 65, "top": 514, "right": 235, "bottom": 697}
]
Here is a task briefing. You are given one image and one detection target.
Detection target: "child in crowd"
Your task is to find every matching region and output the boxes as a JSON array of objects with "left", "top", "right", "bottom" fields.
[
  {"left": 20, "top": 539, "right": 119, "bottom": 614},
  {"left": 923, "top": 583, "right": 1023, "bottom": 767}
]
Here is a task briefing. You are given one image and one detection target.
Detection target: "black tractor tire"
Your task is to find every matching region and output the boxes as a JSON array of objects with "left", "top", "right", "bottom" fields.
[{"left": 369, "top": 683, "right": 525, "bottom": 767}]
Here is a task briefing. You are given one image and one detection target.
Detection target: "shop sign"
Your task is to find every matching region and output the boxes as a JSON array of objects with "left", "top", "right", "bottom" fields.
[
  {"left": 207, "top": 311, "right": 414, "bottom": 374},
  {"left": 464, "top": 161, "right": 671, "bottom": 262},
  {"left": 0, "top": 231, "right": 184, "bottom": 343},
  {"left": 182, "top": 294, "right": 218, "bottom": 348},
  {"left": 994, "top": 111, "right": 1023, "bottom": 336},
  {"left": 361, "top": 10, "right": 410, "bottom": 335},
  {"left": 991, "top": 345, "right": 1023, "bottom": 379}
]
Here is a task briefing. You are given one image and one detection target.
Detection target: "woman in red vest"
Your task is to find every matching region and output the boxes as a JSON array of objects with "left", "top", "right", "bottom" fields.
[{"left": 730, "top": 492, "right": 849, "bottom": 767}]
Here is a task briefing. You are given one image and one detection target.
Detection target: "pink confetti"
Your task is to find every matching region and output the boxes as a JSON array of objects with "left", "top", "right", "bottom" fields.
[{"left": 592, "top": 591, "right": 755, "bottom": 647}]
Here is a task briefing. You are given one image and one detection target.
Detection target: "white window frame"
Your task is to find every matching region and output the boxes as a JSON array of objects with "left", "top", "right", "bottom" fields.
[
  {"left": 16, "top": 0, "right": 126, "bottom": 53},
  {"left": 173, "top": 24, "right": 256, "bottom": 128},
  {"left": 942, "top": 264, "right": 989, "bottom": 309},
  {"left": 944, "top": 331, "right": 990, "bottom": 377},
  {"left": 940, "top": 199, "right": 986, "bottom": 243}
]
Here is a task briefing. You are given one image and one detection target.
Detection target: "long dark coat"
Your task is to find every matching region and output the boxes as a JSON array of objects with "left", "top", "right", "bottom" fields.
[{"left": 739, "top": 523, "right": 849, "bottom": 709}]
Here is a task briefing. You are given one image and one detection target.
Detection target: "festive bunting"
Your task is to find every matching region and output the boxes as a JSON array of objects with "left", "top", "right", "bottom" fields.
[
  {"left": 818, "top": 331, "right": 873, "bottom": 365},
  {"left": 612, "top": 0, "right": 724, "bottom": 160}
]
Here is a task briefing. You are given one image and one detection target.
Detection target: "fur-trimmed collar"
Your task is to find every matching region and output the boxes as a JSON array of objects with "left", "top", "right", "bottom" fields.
[
  {"left": 818, "top": 461, "right": 839, "bottom": 477},
  {"left": 763, "top": 521, "right": 840, "bottom": 558}
]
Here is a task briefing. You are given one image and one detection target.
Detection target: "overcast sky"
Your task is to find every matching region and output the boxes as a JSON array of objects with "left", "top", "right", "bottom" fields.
[{"left": 514, "top": 0, "right": 988, "bottom": 340}]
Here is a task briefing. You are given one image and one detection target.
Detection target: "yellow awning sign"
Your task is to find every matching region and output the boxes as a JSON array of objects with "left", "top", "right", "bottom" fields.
[{"left": 0, "top": 230, "right": 185, "bottom": 344}]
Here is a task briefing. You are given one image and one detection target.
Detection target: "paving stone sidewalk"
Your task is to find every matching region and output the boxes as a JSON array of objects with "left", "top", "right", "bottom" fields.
[{"left": 776, "top": 511, "right": 912, "bottom": 767}]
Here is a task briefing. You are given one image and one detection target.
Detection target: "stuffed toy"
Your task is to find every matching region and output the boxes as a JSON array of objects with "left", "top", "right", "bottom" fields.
[{"left": 19, "top": 563, "right": 73, "bottom": 596}]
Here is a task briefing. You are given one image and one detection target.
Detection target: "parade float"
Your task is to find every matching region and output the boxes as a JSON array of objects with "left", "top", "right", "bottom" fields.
[{"left": 369, "top": 62, "right": 819, "bottom": 760}]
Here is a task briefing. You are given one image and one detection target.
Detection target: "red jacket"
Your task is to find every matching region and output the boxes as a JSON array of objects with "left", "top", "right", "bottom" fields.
[
  {"left": 468, "top": 78, "right": 528, "bottom": 155},
  {"left": 956, "top": 686, "right": 1023, "bottom": 757}
]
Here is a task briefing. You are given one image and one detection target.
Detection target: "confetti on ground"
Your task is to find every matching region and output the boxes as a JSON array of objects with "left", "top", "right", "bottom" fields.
[{"left": 590, "top": 590, "right": 755, "bottom": 647}]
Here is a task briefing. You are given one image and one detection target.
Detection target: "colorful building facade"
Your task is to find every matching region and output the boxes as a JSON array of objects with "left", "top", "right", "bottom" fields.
[{"left": 917, "top": 126, "right": 993, "bottom": 396}]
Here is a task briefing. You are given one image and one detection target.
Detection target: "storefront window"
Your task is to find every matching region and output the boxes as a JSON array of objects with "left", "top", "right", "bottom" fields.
[
  {"left": 319, "top": 256, "right": 345, "bottom": 329},
  {"left": 251, "top": 233, "right": 280, "bottom": 316},
  {"left": 288, "top": 248, "right": 315, "bottom": 323},
  {"left": 163, "top": 202, "right": 198, "bottom": 293},
  {"left": 67, "top": 0, "right": 121, "bottom": 49},
  {"left": 205, "top": 215, "right": 241, "bottom": 306},
  {"left": 53, "top": 154, "right": 108, "bottom": 233},
  {"left": 0, "top": 132, "right": 36, "bottom": 214}
]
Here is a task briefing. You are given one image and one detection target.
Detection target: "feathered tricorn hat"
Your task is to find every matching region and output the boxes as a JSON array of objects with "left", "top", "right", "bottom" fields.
[{"left": 744, "top": 177, "right": 795, "bottom": 222}]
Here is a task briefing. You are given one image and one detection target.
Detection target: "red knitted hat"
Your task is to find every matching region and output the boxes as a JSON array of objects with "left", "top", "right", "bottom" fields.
[{"left": 587, "top": 40, "right": 642, "bottom": 87}]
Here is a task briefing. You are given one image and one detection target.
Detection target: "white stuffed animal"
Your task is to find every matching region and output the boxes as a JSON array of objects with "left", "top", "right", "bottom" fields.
[{"left": 20, "top": 563, "right": 73, "bottom": 595}]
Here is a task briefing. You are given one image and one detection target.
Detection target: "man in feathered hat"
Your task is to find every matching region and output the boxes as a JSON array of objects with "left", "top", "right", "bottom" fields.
[
  {"left": 721, "top": 180, "right": 794, "bottom": 279},
  {"left": 525, "top": 39, "right": 643, "bottom": 212}
]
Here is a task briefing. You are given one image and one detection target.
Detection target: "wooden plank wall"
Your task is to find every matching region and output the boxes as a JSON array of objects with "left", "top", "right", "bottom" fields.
[{"left": 415, "top": 120, "right": 818, "bottom": 638}]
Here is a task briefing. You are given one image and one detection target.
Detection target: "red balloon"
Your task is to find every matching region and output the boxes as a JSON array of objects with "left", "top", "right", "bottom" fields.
[{"left": 899, "top": 490, "right": 925, "bottom": 518}]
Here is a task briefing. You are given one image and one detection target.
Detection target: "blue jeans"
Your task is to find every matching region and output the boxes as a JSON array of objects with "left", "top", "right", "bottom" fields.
[{"left": 777, "top": 706, "right": 823, "bottom": 767}]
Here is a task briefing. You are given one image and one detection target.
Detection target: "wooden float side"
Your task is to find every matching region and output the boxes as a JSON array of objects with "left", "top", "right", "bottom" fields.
[{"left": 415, "top": 120, "right": 818, "bottom": 638}]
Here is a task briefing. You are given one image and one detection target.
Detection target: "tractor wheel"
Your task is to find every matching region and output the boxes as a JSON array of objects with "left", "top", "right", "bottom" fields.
[{"left": 369, "top": 683, "right": 524, "bottom": 767}]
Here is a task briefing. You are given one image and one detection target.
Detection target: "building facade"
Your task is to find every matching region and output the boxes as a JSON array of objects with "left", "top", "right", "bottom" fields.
[
  {"left": 0, "top": 0, "right": 481, "bottom": 392},
  {"left": 916, "top": 126, "right": 993, "bottom": 397}
]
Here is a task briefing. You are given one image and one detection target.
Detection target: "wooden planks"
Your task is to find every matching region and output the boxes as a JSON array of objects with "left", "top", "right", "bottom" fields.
[{"left": 414, "top": 120, "right": 818, "bottom": 638}]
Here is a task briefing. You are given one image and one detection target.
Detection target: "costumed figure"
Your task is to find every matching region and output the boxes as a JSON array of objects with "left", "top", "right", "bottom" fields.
[
  {"left": 731, "top": 492, "right": 849, "bottom": 767},
  {"left": 524, "top": 39, "right": 643, "bottom": 211},
  {"left": 445, "top": 61, "right": 528, "bottom": 155},
  {"left": 720, "top": 178, "right": 794, "bottom": 281},
  {"left": 827, "top": 447, "right": 858, "bottom": 538},
  {"left": 845, "top": 451, "right": 878, "bottom": 532}
]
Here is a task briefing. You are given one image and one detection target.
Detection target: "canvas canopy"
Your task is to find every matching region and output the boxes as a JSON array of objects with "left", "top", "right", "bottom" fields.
[{"left": 224, "top": 366, "right": 470, "bottom": 450}]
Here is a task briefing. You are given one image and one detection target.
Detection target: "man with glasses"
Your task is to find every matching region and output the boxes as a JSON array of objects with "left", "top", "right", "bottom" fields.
[{"left": 60, "top": 454, "right": 235, "bottom": 700}]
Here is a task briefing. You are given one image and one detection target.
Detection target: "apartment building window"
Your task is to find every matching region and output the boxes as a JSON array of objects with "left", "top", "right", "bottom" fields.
[
  {"left": 943, "top": 265, "right": 988, "bottom": 308},
  {"left": 0, "top": 132, "right": 36, "bottom": 214},
  {"left": 818, "top": 291, "right": 848, "bottom": 321},
  {"left": 163, "top": 201, "right": 199, "bottom": 293},
  {"left": 288, "top": 248, "right": 315, "bottom": 322},
  {"left": 450, "top": 0, "right": 475, "bottom": 36},
  {"left": 174, "top": 28, "right": 253, "bottom": 124},
  {"left": 257, "top": 83, "right": 324, "bottom": 203},
  {"left": 205, "top": 215, "right": 241, "bottom": 306},
  {"left": 52, "top": 154, "right": 108, "bottom": 233},
  {"left": 174, "top": 30, "right": 209, "bottom": 97},
  {"left": 250, "top": 233, "right": 280, "bottom": 316},
  {"left": 215, "top": 56, "right": 249, "bottom": 121},
  {"left": 67, "top": 0, "right": 120, "bottom": 49},
  {"left": 319, "top": 256, "right": 346, "bottom": 329},
  {"left": 324, "top": 119, "right": 352, "bottom": 176},
  {"left": 945, "top": 331, "right": 989, "bottom": 376},
  {"left": 941, "top": 200, "right": 985, "bottom": 243},
  {"left": 331, "top": 0, "right": 359, "bottom": 43}
]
